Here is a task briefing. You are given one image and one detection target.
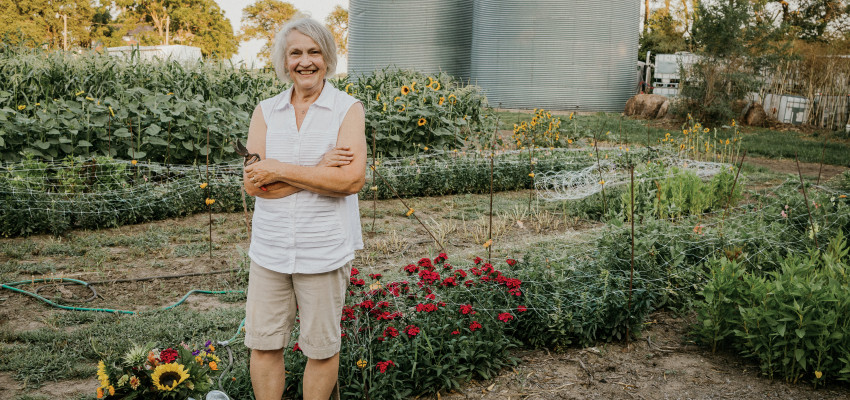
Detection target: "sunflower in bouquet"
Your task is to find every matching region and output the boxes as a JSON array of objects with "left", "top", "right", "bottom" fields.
[{"left": 96, "top": 340, "right": 221, "bottom": 399}]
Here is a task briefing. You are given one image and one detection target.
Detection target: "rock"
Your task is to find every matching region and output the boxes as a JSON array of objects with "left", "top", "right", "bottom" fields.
[
  {"left": 656, "top": 100, "right": 670, "bottom": 119},
  {"left": 624, "top": 94, "right": 669, "bottom": 119},
  {"left": 743, "top": 102, "right": 767, "bottom": 126}
]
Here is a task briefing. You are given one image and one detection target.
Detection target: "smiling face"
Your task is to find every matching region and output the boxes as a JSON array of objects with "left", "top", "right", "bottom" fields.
[{"left": 285, "top": 30, "right": 327, "bottom": 94}]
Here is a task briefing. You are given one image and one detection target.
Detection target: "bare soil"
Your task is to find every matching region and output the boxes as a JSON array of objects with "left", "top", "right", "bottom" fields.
[{"left": 2, "top": 165, "right": 850, "bottom": 399}]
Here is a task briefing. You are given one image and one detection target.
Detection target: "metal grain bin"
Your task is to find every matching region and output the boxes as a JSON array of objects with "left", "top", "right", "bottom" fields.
[
  {"left": 348, "top": 0, "right": 472, "bottom": 81},
  {"left": 471, "top": 0, "right": 639, "bottom": 111}
]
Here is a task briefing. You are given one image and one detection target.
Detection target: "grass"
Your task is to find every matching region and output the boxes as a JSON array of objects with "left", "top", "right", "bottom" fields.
[{"left": 495, "top": 110, "right": 850, "bottom": 166}]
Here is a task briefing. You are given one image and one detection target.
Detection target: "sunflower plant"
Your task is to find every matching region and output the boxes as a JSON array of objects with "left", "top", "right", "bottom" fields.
[{"left": 95, "top": 341, "right": 221, "bottom": 399}]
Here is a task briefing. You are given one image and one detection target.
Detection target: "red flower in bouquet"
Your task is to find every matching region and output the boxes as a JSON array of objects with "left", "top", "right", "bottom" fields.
[
  {"left": 159, "top": 348, "right": 179, "bottom": 364},
  {"left": 498, "top": 312, "right": 514, "bottom": 323},
  {"left": 405, "top": 325, "right": 420, "bottom": 337}
]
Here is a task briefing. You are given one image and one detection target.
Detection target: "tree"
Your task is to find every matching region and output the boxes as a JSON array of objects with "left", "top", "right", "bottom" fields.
[
  {"left": 774, "top": 0, "right": 849, "bottom": 41},
  {"left": 113, "top": 0, "right": 238, "bottom": 58},
  {"left": 325, "top": 5, "right": 348, "bottom": 56},
  {"left": 238, "top": 0, "right": 300, "bottom": 65},
  {"left": 639, "top": 7, "right": 690, "bottom": 61},
  {"left": 0, "top": 0, "right": 95, "bottom": 49}
]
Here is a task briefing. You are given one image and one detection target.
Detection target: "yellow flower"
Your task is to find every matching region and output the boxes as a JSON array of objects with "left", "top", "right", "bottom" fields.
[
  {"left": 567, "top": 139, "right": 573, "bottom": 144},
  {"left": 726, "top": 139, "right": 730, "bottom": 145},
  {"left": 35, "top": 102, "right": 40, "bottom": 106},
  {"left": 382, "top": 103, "right": 387, "bottom": 112},
  {"left": 205, "top": 198, "right": 216, "bottom": 206},
  {"left": 682, "top": 129, "right": 688, "bottom": 135},
  {"left": 703, "top": 128, "right": 710, "bottom": 133},
  {"left": 86, "top": 96, "right": 94, "bottom": 101},
  {"left": 376, "top": 93, "right": 380, "bottom": 101},
  {"left": 528, "top": 172, "right": 535, "bottom": 178},
  {"left": 429, "top": 81, "right": 441, "bottom": 91},
  {"left": 97, "top": 360, "right": 110, "bottom": 388},
  {"left": 209, "top": 361, "right": 218, "bottom": 371},
  {"left": 76, "top": 90, "right": 85, "bottom": 96},
  {"left": 439, "top": 96, "right": 445, "bottom": 105},
  {"left": 401, "top": 86, "right": 411, "bottom": 95},
  {"left": 97, "top": 387, "right": 104, "bottom": 399},
  {"left": 411, "top": 81, "right": 416, "bottom": 91},
  {"left": 406, "top": 208, "right": 415, "bottom": 217},
  {"left": 131, "top": 159, "right": 138, "bottom": 165},
  {"left": 108, "top": 386, "right": 115, "bottom": 396},
  {"left": 17, "top": 105, "right": 25, "bottom": 110},
  {"left": 167, "top": 92, "right": 173, "bottom": 95},
  {"left": 599, "top": 180, "right": 606, "bottom": 185},
  {"left": 108, "top": 106, "right": 115, "bottom": 117},
  {"left": 199, "top": 182, "right": 208, "bottom": 189},
  {"left": 840, "top": 195, "right": 847, "bottom": 199},
  {"left": 398, "top": 105, "right": 406, "bottom": 112},
  {"left": 448, "top": 94, "right": 457, "bottom": 104},
  {"left": 423, "top": 146, "right": 429, "bottom": 150},
  {"left": 129, "top": 375, "right": 140, "bottom": 390},
  {"left": 483, "top": 239, "right": 493, "bottom": 248},
  {"left": 345, "top": 83, "right": 353, "bottom": 94},
  {"left": 195, "top": 355, "right": 203, "bottom": 364},
  {"left": 731, "top": 119, "right": 736, "bottom": 127},
  {"left": 815, "top": 371, "right": 823, "bottom": 379},
  {"left": 357, "top": 359, "right": 367, "bottom": 369},
  {"left": 418, "top": 118, "right": 427, "bottom": 126},
  {"left": 151, "top": 363, "right": 190, "bottom": 392},
  {"left": 370, "top": 185, "right": 378, "bottom": 191}
]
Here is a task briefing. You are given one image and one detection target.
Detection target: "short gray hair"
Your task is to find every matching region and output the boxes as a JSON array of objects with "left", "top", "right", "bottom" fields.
[{"left": 271, "top": 18, "right": 338, "bottom": 82}]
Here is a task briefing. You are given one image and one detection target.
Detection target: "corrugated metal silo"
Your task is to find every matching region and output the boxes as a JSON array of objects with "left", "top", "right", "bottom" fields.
[
  {"left": 471, "top": 0, "right": 639, "bottom": 111},
  {"left": 348, "top": 0, "right": 472, "bottom": 80}
]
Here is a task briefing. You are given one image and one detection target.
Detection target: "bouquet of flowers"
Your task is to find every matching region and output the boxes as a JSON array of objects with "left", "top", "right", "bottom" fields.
[{"left": 95, "top": 340, "right": 221, "bottom": 399}]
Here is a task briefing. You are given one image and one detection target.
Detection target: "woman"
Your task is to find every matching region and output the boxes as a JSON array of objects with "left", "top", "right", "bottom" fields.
[{"left": 241, "top": 18, "right": 366, "bottom": 400}]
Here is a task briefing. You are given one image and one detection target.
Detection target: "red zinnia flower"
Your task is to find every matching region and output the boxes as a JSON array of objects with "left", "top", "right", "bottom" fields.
[
  {"left": 469, "top": 321, "right": 482, "bottom": 332},
  {"left": 464, "top": 280, "right": 475, "bottom": 287},
  {"left": 404, "top": 264, "right": 419, "bottom": 274},
  {"left": 459, "top": 304, "right": 474, "bottom": 315},
  {"left": 350, "top": 278, "right": 365, "bottom": 286},
  {"left": 351, "top": 267, "right": 359, "bottom": 276},
  {"left": 368, "top": 273, "right": 382, "bottom": 280},
  {"left": 434, "top": 252, "right": 448, "bottom": 264},
  {"left": 517, "top": 305, "right": 527, "bottom": 312},
  {"left": 384, "top": 326, "right": 399, "bottom": 338},
  {"left": 425, "top": 293, "right": 436, "bottom": 300},
  {"left": 506, "top": 258, "right": 517, "bottom": 266},
  {"left": 405, "top": 325, "right": 420, "bottom": 337},
  {"left": 441, "top": 276, "right": 458, "bottom": 287},
  {"left": 451, "top": 330, "right": 460, "bottom": 335},
  {"left": 159, "top": 348, "right": 178, "bottom": 364},
  {"left": 473, "top": 256, "right": 483, "bottom": 264},
  {"left": 416, "top": 303, "right": 438, "bottom": 313},
  {"left": 454, "top": 269, "right": 467, "bottom": 278},
  {"left": 498, "top": 312, "right": 514, "bottom": 323},
  {"left": 376, "top": 360, "right": 396, "bottom": 373},
  {"left": 418, "top": 257, "right": 434, "bottom": 270}
]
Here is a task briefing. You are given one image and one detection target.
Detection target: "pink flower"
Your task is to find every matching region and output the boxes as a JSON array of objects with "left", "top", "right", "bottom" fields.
[{"left": 781, "top": 210, "right": 788, "bottom": 218}]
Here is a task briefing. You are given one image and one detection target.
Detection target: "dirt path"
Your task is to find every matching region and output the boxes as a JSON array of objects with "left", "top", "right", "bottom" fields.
[
  {"left": 438, "top": 312, "right": 850, "bottom": 400},
  {"left": 745, "top": 156, "right": 848, "bottom": 181}
]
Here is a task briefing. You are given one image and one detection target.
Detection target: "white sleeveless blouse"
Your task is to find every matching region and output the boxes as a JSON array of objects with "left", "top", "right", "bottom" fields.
[{"left": 249, "top": 82, "right": 364, "bottom": 274}]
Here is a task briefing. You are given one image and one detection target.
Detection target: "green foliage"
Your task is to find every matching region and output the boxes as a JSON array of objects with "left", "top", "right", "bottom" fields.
[
  {"left": 639, "top": 9, "right": 689, "bottom": 62},
  {"left": 679, "top": 0, "right": 793, "bottom": 125},
  {"left": 693, "top": 234, "right": 850, "bottom": 386},
  {"left": 342, "top": 68, "right": 497, "bottom": 157},
  {"left": 237, "top": 0, "right": 300, "bottom": 64}
]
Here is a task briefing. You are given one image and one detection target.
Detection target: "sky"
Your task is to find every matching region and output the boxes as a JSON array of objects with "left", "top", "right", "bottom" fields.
[{"left": 216, "top": 0, "right": 348, "bottom": 70}]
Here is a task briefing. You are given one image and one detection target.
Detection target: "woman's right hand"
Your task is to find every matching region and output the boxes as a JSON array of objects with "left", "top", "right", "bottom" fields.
[{"left": 318, "top": 146, "right": 355, "bottom": 167}]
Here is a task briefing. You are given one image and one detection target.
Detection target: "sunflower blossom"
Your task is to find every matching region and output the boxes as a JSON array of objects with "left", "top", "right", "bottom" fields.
[{"left": 151, "top": 363, "right": 190, "bottom": 391}]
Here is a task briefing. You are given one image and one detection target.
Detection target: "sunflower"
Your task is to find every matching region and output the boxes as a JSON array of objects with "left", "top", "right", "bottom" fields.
[
  {"left": 429, "top": 81, "right": 441, "bottom": 91},
  {"left": 438, "top": 96, "right": 445, "bottom": 106},
  {"left": 401, "top": 86, "right": 411, "bottom": 95},
  {"left": 417, "top": 118, "right": 427, "bottom": 126},
  {"left": 151, "top": 363, "right": 190, "bottom": 391},
  {"left": 448, "top": 94, "right": 457, "bottom": 104}
]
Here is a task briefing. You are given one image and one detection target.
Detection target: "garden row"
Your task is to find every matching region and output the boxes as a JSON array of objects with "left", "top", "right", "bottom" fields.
[
  {"left": 0, "top": 151, "right": 591, "bottom": 237},
  {"left": 0, "top": 45, "right": 500, "bottom": 163}
]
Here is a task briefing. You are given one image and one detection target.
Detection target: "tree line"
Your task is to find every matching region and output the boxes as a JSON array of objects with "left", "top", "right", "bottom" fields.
[{"left": 0, "top": 0, "right": 348, "bottom": 62}]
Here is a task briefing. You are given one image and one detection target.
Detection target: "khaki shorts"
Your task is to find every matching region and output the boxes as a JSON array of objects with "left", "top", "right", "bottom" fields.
[{"left": 244, "top": 260, "right": 351, "bottom": 360}]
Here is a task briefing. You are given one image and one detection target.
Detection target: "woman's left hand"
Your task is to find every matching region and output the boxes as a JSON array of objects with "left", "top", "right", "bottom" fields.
[{"left": 245, "top": 159, "right": 283, "bottom": 188}]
